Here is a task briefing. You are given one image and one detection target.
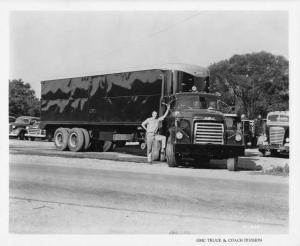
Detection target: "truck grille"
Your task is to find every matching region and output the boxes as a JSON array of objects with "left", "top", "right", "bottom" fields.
[
  {"left": 194, "top": 122, "right": 224, "bottom": 144},
  {"left": 269, "top": 126, "right": 285, "bottom": 145}
]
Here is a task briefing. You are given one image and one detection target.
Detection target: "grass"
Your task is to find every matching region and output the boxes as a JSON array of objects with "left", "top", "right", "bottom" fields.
[{"left": 260, "top": 163, "right": 289, "bottom": 176}]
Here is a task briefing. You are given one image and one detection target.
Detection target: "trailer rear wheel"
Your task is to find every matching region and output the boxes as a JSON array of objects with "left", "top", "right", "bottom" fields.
[
  {"left": 226, "top": 157, "right": 238, "bottom": 171},
  {"left": 68, "top": 128, "right": 85, "bottom": 152},
  {"left": 166, "top": 137, "right": 180, "bottom": 167},
  {"left": 54, "top": 128, "right": 69, "bottom": 151},
  {"left": 81, "top": 128, "right": 91, "bottom": 151}
]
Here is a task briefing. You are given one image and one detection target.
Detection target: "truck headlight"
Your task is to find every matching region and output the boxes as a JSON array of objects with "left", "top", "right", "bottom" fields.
[
  {"left": 176, "top": 132, "right": 183, "bottom": 140},
  {"left": 285, "top": 138, "right": 289, "bottom": 143},
  {"left": 235, "top": 133, "right": 242, "bottom": 142},
  {"left": 12, "top": 125, "right": 16, "bottom": 129},
  {"left": 178, "top": 119, "right": 190, "bottom": 129},
  {"left": 26, "top": 126, "right": 29, "bottom": 130}
]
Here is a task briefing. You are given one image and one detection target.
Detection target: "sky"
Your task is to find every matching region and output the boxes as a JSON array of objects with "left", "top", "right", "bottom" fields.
[{"left": 9, "top": 11, "right": 288, "bottom": 98}]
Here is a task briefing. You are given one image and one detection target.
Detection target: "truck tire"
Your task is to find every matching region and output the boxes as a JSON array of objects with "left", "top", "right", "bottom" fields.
[
  {"left": 151, "top": 138, "right": 161, "bottom": 161},
  {"left": 166, "top": 137, "right": 180, "bottom": 167},
  {"left": 226, "top": 157, "right": 238, "bottom": 171},
  {"left": 81, "top": 128, "right": 91, "bottom": 151},
  {"left": 68, "top": 128, "right": 85, "bottom": 152},
  {"left": 54, "top": 128, "right": 69, "bottom": 151}
]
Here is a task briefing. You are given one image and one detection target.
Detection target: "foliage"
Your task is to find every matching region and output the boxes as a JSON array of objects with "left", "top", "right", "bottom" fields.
[
  {"left": 9, "top": 79, "right": 40, "bottom": 117},
  {"left": 261, "top": 163, "right": 289, "bottom": 176},
  {"left": 209, "top": 51, "right": 289, "bottom": 118}
]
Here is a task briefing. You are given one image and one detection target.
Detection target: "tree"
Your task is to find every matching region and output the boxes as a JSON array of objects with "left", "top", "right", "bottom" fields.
[
  {"left": 209, "top": 51, "right": 288, "bottom": 118},
  {"left": 9, "top": 79, "right": 40, "bottom": 117}
]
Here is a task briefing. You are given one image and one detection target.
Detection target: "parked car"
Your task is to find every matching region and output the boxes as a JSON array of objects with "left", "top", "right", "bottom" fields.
[
  {"left": 25, "top": 121, "right": 52, "bottom": 141},
  {"left": 9, "top": 116, "right": 40, "bottom": 140}
]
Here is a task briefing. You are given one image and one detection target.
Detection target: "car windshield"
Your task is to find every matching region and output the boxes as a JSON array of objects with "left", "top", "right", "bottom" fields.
[
  {"left": 15, "top": 117, "right": 30, "bottom": 124},
  {"left": 175, "top": 95, "right": 218, "bottom": 110}
]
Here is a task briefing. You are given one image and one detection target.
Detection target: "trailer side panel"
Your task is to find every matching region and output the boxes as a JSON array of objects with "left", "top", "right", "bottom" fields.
[{"left": 41, "top": 69, "right": 163, "bottom": 125}]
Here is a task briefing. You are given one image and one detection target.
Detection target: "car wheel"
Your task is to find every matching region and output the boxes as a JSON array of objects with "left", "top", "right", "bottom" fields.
[{"left": 18, "top": 131, "right": 25, "bottom": 140}]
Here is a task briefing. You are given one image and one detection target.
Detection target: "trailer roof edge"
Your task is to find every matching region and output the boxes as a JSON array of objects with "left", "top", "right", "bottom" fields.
[{"left": 41, "top": 63, "right": 209, "bottom": 82}]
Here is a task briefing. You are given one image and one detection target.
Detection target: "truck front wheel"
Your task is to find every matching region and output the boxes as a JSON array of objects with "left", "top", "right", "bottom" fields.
[
  {"left": 54, "top": 128, "right": 69, "bottom": 151},
  {"left": 166, "top": 137, "right": 180, "bottom": 167},
  {"left": 226, "top": 157, "right": 239, "bottom": 171}
]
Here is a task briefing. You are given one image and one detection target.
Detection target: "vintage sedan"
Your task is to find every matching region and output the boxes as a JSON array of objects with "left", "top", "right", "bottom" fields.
[
  {"left": 9, "top": 116, "right": 39, "bottom": 140},
  {"left": 25, "top": 121, "right": 52, "bottom": 141}
]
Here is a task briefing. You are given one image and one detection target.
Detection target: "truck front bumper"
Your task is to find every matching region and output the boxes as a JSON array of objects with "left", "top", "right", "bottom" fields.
[
  {"left": 175, "top": 143, "right": 245, "bottom": 159},
  {"left": 258, "top": 144, "right": 289, "bottom": 155}
]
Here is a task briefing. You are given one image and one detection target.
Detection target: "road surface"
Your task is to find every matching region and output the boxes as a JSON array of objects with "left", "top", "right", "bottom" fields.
[{"left": 9, "top": 140, "right": 289, "bottom": 234}]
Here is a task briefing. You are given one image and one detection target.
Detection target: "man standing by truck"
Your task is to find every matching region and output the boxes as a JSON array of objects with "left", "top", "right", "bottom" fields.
[{"left": 142, "top": 104, "right": 171, "bottom": 164}]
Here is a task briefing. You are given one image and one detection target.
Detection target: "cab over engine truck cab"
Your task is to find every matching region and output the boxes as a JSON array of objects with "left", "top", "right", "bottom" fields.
[
  {"left": 258, "top": 111, "right": 289, "bottom": 156},
  {"left": 40, "top": 64, "right": 244, "bottom": 170}
]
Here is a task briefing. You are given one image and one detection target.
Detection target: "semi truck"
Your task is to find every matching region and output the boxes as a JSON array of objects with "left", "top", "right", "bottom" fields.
[
  {"left": 258, "top": 111, "right": 289, "bottom": 156},
  {"left": 40, "top": 64, "right": 245, "bottom": 170}
]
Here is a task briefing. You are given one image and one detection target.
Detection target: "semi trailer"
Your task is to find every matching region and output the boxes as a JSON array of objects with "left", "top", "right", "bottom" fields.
[{"left": 40, "top": 64, "right": 245, "bottom": 170}]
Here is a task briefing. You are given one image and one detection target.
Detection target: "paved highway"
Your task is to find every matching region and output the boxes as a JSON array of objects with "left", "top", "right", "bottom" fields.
[{"left": 9, "top": 140, "right": 289, "bottom": 234}]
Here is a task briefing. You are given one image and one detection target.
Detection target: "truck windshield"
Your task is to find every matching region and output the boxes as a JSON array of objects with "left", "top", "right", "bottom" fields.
[
  {"left": 175, "top": 95, "right": 217, "bottom": 110},
  {"left": 268, "top": 114, "right": 289, "bottom": 122}
]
